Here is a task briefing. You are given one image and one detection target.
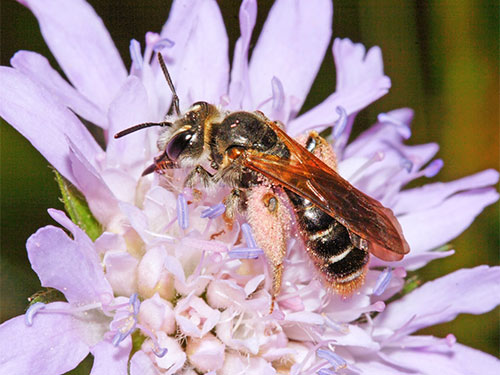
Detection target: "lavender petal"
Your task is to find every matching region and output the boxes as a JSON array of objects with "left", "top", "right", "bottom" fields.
[
  {"left": 375, "top": 266, "right": 500, "bottom": 335},
  {"left": 19, "top": 0, "right": 127, "bottom": 112},
  {"left": 0, "top": 305, "right": 90, "bottom": 374},
  {"left": 248, "top": 0, "right": 332, "bottom": 117}
]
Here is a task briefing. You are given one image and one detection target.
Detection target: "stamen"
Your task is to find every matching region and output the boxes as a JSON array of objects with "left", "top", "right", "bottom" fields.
[
  {"left": 316, "top": 349, "right": 347, "bottom": 370},
  {"left": 25, "top": 302, "right": 45, "bottom": 326},
  {"left": 201, "top": 203, "right": 226, "bottom": 219},
  {"left": 332, "top": 106, "right": 347, "bottom": 139},
  {"left": 130, "top": 293, "right": 140, "bottom": 315},
  {"left": 378, "top": 112, "right": 412, "bottom": 139},
  {"left": 145, "top": 31, "right": 160, "bottom": 47},
  {"left": 241, "top": 223, "right": 258, "bottom": 248},
  {"left": 112, "top": 332, "right": 125, "bottom": 346},
  {"left": 317, "top": 369, "right": 336, "bottom": 375},
  {"left": 424, "top": 159, "right": 443, "bottom": 178},
  {"left": 129, "top": 39, "right": 143, "bottom": 69},
  {"left": 136, "top": 323, "right": 168, "bottom": 358},
  {"left": 373, "top": 268, "right": 392, "bottom": 296},
  {"left": 348, "top": 151, "right": 385, "bottom": 183},
  {"left": 143, "top": 230, "right": 176, "bottom": 242},
  {"left": 227, "top": 247, "right": 264, "bottom": 259},
  {"left": 153, "top": 38, "right": 175, "bottom": 52},
  {"left": 25, "top": 301, "right": 105, "bottom": 325},
  {"left": 271, "top": 76, "right": 284, "bottom": 112},
  {"left": 177, "top": 194, "right": 189, "bottom": 230},
  {"left": 400, "top": 158, "right": 414, "bottom": 173},
  {"left": 111, "top": 295, "right": 142, "bottom": 347}
]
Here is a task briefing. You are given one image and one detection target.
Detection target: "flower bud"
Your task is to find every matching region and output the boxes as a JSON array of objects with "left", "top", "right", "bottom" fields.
[{"left": 186, "top": 333, "right": 225, "bottom": 372}]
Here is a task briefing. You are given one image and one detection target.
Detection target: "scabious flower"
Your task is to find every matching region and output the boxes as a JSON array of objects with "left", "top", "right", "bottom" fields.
[{"left": 1, "top": 0, "right": 499, "bottom": 374}]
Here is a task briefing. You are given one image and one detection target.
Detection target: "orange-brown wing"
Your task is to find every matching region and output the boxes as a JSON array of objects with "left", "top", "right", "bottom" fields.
[{"left": 242, "top": 121, "right": 410, "bottom": 261}]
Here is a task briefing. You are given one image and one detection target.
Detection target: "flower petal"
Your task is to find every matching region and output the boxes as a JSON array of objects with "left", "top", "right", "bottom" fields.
[
  {"left": 393, "top": 169, "right": 500, "bottom": 215},
  {"left": 398, "top": 187, "right": 499, "bottom": 253},
  {"left": 0, "top": 67, "right": 102, "bottom": 188},
  {"left": 288, "top": 38, "right": 391, "bottom": 135},
  {"left": 247, "top": 0, "right": 332, "bottom": 117},
  {"left": 374, "top": 266, "right": 500, "bottom": 335},
  {"left": 0, "top": 306, "right": 89, "bottom": 374},
  {"left": 385, "top": 343, "right": 500, "bottom": 375},
  {"left": 228, "top": 0, "right": 257, "bottom": 109},
  {"left": 106, "top": 76, "right": 154, "bottom": 178},
  {"left": 159, "top": 0, "right": 229, "bottom": 106},
  {"left": 372, "top": 249, "right": 455, "bottom": 271},
  {"left": 130, "top": 350, "right": 160, "bottom": 375},
  {"left": 11, "top": 51, "right": 107, "bottom": 127},
  {"left": 27, "top": 224, "right": 112, "bottom": 304},
  {"left": 19, "top": 0, "right": 127, "bottom": 112},
  {"left": 103, "top": 251, "right": 139, "bottom": 296},
  {"left": 67, "top": 140, "right": 121, "bottom": 228},
  {"left": 90, "top": 336, "right": 131, "bottom": 375}
]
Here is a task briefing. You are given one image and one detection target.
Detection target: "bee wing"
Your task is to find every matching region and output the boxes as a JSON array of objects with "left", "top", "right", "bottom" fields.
[{"left": 243, "top": 121, "right": 409, "bottom": 261}]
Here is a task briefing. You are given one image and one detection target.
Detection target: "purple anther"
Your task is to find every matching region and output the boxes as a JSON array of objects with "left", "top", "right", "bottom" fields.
[
  {"left": 153, "top": 346, "right": 168, "bottom": 358},
  {"left": 177, "top": 194, "right": 189, "bottom": 229},
  {"left": 201, "top": 203, "right": 226, "bottom": 219},
  {"left": 333, "top": 106, "right": 347, "bottom": 139},
  {"left": 129, "top": 293, "right": 140, "bottom": 316},
  {"left": 400, "top": 158, "right": 413, "bottom": 173},
  {"left": 112, "top": 332, "right": 125, "bottom": 347},
  {"left": 318, "top": 368, "right": 336, "bottom": 375},
  {"left": 373, "top": 268, "right": 393, "bottom": 296},
  {"left": 241, "top": 223, "right": 257, "bottom": 248},
  {"left": 153, "top": 38, "right": 175, "bottom": 52},
  {"left": 228, "top": 247, "right": 264, "bottom": 259},
  {"left": 317, "top": 349, "right": 347, "bottom": 369},
  {"left": 378, "top": 112, "right": 412, "bottom": 139},
  {"left": 271, "top": 77, "right": 284, "bottom": 112},
  {"left": 129, "top": 39, "right": 143, "bottom": 69},
  {"left": 25, "top": 302, "right": 46, "bottom": 326},
  {"left": 424, "top": 159, "right": 444, "bottom": 178}
]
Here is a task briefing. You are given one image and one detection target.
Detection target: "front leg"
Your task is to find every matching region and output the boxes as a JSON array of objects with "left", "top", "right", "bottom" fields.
[{"left": 183, "top": 165, "right": 214, "bottom": 188}]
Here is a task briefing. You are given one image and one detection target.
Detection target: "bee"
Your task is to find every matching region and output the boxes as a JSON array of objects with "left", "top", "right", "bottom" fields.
[{"left": 116, "top": 54, "right": 410, "bottom": 311}]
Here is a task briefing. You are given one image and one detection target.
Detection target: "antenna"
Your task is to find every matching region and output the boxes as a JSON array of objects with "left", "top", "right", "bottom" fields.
[
  {"left": 157, "top": 53, "right": 181, "bottom": 117},
  {"left": 114, "top": 122, "right": 172, "bottom": 138}
]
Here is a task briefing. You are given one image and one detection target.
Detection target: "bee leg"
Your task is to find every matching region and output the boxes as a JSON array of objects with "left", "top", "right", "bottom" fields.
[
  {"left": 183, "top": 165, "right": 214, "bottom": 188},
  {"left": 222, "top": 189, "right": 246, "bottom": 229},
  {"left": 246, "top": 186, "right": 291, "bottom": 314},
  {"left": 270, "top": 262, "right": 284, "bottom": 314}
]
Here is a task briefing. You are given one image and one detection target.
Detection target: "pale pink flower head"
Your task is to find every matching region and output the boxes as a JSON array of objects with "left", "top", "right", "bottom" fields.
[{"left": 1, "top": 0, "right": 499, "bottom": 374}]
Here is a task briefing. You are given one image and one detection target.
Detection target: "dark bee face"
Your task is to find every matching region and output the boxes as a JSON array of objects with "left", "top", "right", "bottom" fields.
[
  {"left": 157, "top": 101, "right": 218, "bottom": 163},
  {"left": 166, "top": 128, "right": 198, "bottom": 161}
]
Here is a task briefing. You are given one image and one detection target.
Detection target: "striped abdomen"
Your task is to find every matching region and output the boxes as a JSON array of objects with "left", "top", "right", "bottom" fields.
[{"left": 286, "top": 187, "right": 369, "bottom": 295}]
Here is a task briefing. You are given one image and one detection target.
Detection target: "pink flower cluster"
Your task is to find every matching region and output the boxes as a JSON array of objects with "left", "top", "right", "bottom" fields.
[{"left": 1, "top": 0, "right": 499, "bottom": 374}]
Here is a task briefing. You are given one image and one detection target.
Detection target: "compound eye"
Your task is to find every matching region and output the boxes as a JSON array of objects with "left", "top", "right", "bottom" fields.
[{"left": 166, "top": 131, "right": 193, "bottom": 160}]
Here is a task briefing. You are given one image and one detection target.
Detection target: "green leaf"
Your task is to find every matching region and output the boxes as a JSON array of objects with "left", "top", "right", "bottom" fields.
[{"left": 53, "top": 169, "right": 102, "bottom": 241}]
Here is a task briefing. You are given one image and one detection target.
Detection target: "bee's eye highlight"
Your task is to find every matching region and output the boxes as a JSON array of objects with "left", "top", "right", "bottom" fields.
[{"left": 166, "top": 131, "right": 193, "bottom": 161}]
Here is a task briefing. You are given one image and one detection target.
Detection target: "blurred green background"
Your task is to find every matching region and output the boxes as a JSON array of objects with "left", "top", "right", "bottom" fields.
[{"left": 1, "top": 0, "right": 498, "bottom": 368}]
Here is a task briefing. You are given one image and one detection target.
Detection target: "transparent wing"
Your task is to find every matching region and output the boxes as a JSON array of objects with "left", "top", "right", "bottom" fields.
[{"left": 243, "top": 121, "right": 409, "bottom": 261}]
